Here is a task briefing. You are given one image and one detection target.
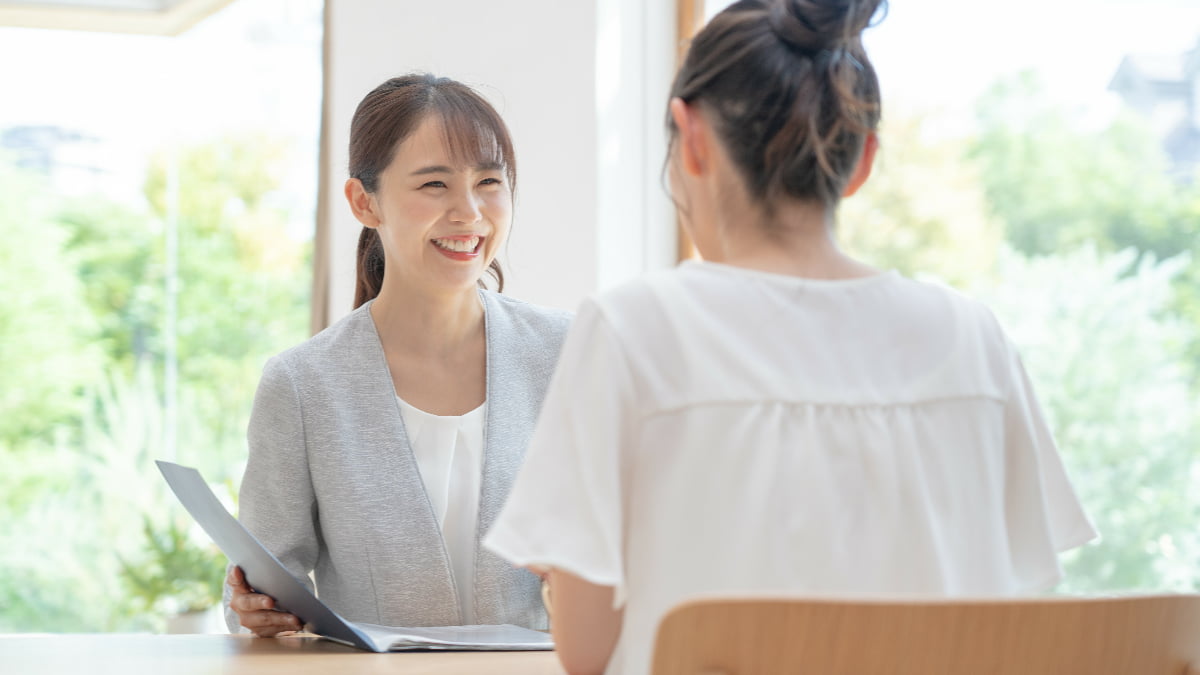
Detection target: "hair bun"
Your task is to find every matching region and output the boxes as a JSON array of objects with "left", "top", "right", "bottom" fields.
[{"left": 767, "top": 0, "right": 886, "bottom": 53}]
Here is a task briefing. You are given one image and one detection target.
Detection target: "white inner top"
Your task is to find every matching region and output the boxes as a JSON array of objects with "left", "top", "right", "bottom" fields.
[
  {"left": 487, "top": 260, "right": 1096, "bottom": 675},
  {"left": 397, "top": 395, "right": 486, "bottom": 625}
]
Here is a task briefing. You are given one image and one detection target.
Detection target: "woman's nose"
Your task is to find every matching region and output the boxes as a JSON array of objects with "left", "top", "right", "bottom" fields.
[{"left": 448, "top": 191, "right": 482, "bottom": 224}]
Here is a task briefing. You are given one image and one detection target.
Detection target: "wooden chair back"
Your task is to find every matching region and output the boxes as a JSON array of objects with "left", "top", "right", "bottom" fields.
[{"left": 650, "top": 594, "right": 1200, "bottom": 675}]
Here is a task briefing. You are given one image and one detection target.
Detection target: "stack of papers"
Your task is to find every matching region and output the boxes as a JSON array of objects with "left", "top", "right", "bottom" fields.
[{"left": 352, "top": 623, "right": 553, "bottom": 652}]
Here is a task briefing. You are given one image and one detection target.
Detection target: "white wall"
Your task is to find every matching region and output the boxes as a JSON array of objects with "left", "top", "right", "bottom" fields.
[
  {"left": 595, "top": 0, "right": 678, "bottom": 291},
  {"left": 324, "top": 0, "right": 676, "bottom": 320}
]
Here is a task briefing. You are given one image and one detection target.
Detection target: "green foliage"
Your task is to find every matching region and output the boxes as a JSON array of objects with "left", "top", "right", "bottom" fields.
[
  {"left": 55, "top": 201, "right": 161, "bottom": 371},
  {"left": 120, "top": 516, "right": 226, "bottom": 615},
  {"left": 51, "top": 134, "right": 312, "bottom": 472},
  {"left": 973, "top": 246, "right": 1200, "bottom": 591},
  {"left": 841, "top": 113, "right": 1004, "bottom": 286},
  {"left": 963, "top": 77, "right": 1200, "bottom": 589},
  {"left": 0, "top": 369, "right": 155, "bottom": 631},
  {"left": 0, "top": 367, "right": 224, "bottom": 632},
  {"left": 970, "top": 72, "right": 1197, "bottom": 259},
  {"left": 967, "top": 71, "right": 1200, "bottom": 388},
  {"left": 0, "top": 131, "right": 310, "bottom": 632},
  {"left": 0, "top": 157, "right": 100, "bottom": 447},
  {"left": 0, "top": 462, "right": 147, "bottom": 633},
  {"left": 139, "top": 135, "right": 311, "bottom": 466}
]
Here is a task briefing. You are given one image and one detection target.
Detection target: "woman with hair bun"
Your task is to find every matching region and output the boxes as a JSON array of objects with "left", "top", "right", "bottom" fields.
[
  {"left": 223, "top": 73, "right": 569, "bottom": 636},
  {"left": 486, "top": 1, "right": 1096, "bottom": 673}
]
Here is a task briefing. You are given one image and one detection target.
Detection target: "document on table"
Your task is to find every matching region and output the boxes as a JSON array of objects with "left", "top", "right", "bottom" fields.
[{"left": 155, "top": 460, "right": 554, "bottom": 653}]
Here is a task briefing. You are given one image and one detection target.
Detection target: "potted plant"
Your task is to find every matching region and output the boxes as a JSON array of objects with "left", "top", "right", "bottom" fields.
[{"left": 119, "top": 514, "right": 226, "bottom": 633}]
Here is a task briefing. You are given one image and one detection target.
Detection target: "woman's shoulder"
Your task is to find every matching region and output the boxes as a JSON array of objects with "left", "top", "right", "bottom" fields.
[
  {"left": 480, "top": 290, "right": 573, "bottom": 342},
  {"left": 266, "top": 302, "right": 379, "bottom": 372},
  {"left": 896, "top": 274, "right": 1012, "bottom": 341}
]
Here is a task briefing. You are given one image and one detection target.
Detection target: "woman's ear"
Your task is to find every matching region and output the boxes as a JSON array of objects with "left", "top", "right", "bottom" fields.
[
  {"left": 344, "top": 178, "right": 382, "bottom": 228},
  {"left": 843, "top": 133, "right": 878, "bottom": 198},
  {"left": 669, "top": 98, "right": 709, "bottom": 178}
]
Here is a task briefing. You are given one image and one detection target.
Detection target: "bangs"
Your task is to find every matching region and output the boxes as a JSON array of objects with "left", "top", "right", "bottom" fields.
[{"left": 431, "top": 91, "right": 516, "bottom": 186}]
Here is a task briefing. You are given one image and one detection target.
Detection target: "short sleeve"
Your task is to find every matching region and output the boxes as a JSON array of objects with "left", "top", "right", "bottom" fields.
[
  {"left": 484, "top": 299, "right": 632, "bottom": 608},
  {"left": 1003, "top": 349, "right": 1098, "bottom": 592},
  {"left": 224, "top": 356, "right": 319, "bottom": 631}
]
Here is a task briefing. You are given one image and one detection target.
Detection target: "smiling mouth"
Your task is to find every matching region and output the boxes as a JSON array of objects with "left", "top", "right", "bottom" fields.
[{"left": 431, "top": 235, "right": 482, "bottom": 254}]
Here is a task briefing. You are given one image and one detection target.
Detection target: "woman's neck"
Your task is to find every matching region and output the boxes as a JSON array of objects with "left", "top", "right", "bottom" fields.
[
  {"left": 369, "top": 280, "right": 484, "bottom": 358},
  {"left": 712, "top": 198, "right": 877, "bottom": 280}
]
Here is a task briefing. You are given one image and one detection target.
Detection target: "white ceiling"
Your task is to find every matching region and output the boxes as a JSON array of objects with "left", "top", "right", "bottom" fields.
[
  {"left": 0, "top": 0, "right": 233, "bottom": 35},
  {"left": 8, "top": 0, "right": 191, "bottom": 10}
]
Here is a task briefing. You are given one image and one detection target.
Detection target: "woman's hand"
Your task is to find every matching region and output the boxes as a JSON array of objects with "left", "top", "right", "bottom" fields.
[{"left": 226, "top": 566, "right": 303, "bottom": 637}]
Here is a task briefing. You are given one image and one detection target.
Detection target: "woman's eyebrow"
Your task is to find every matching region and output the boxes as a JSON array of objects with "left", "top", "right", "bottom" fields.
[{"left": 411, "top": 162, "right": 502, "bottom": 176}]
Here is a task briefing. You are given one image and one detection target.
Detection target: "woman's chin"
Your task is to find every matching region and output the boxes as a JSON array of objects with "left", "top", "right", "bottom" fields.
[{"left": 432, "top": 269, "right": 490, "bottom": 293}]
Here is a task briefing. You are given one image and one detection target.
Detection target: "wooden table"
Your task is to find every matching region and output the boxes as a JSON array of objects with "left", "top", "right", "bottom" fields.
[{"left": 0, "top": 633, "right": 566, "bottom": 674}]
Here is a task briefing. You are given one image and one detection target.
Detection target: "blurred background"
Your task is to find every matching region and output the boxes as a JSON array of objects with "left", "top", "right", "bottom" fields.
[{"left": 0, "top": 0, "right": 1196, "bottom": 633}]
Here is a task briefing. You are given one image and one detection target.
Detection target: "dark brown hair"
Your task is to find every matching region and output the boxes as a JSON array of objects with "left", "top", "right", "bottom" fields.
[
  {"left": 669, "top": 0, "right": 886, "bottom": 213},
  {"left": 350, "top": 73, "right": 516, "bottom": 309}
]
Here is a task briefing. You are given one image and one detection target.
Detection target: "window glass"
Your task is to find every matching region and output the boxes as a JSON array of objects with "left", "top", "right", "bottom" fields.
[{"left": 0, "top": 0, "right": 321, "bottom": 632}]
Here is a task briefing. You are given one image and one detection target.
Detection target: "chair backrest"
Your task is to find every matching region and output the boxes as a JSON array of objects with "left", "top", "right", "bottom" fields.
[{"left": 650, "top": 594, "right": 1200, "bottom": 675}]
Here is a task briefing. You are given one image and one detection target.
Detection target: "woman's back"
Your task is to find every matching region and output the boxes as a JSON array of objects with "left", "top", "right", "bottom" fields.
[
  {"left": 487, "top": 2, "right": 1096, "bottom": 672},
  {"left": 492, "top": 260, "right": 1094, "bottom": 675}
]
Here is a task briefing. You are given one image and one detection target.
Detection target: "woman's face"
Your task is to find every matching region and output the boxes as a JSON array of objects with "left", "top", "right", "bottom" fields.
[{"left": 369, "top": 115, "right": 512, "bottom": 294}]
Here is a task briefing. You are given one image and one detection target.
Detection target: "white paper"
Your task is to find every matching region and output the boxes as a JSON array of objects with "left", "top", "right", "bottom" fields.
[{"left": 354, "top": 623, "right": 554, "bottom": 651}]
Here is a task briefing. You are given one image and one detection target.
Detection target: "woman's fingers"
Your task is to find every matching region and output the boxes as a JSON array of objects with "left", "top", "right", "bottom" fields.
[
  {"left": 230, "top": 590, "right": 275, "bottom": 613},
  {"left": 227, "top": 566, "right": 252, "bottom": 594},
  {"left": 226, "top": 566, "right": 301, "bottom": 636},
  {"left": 231, "top": 592, "right": 302, "bottom": 636},
  {"left": 239, "top": 609, "right": 303, "bottom": 636}
]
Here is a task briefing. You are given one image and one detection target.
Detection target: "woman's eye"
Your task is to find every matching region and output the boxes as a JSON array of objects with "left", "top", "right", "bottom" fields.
[{"left": 479, "top": 177, "right": 502, "bottom": 187}]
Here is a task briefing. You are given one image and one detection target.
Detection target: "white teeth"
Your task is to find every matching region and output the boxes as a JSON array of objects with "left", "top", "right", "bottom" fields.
[{"left": 433, "top": 236, "right": 479, "bottom": 253}]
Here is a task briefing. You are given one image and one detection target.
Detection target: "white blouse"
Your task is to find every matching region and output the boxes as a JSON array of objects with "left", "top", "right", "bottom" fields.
[
  {"left": 486, "top": 261, "right": 1096, "bottom": 675},
  {"left": 397, "top": 396, "right": 486, "bottom": 625}
]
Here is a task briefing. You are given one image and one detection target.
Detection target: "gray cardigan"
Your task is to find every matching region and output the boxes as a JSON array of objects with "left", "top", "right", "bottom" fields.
[{"left": 224, "top": 290, "right": 570, "bottom": 631}]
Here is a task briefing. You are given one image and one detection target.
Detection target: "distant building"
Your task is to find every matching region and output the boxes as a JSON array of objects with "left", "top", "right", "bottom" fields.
[
  {"left": 0, "top": 125, "right": 145, "bottom": 203},
  {"left": 1109, "top": 39, "right": 1200, "bottom": 180},
  {"left": 1, "top": 125, "right": 87, "bottom": 174}
]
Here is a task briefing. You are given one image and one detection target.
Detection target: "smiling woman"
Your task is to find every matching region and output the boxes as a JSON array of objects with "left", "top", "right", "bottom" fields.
[
  {"left": 347, "top": 115, "right": 511, "bottom": 299},
  {"left": 224, "top": 73, "right": 572, "bottom": 637},
  {"left": 346, "top": 76, "right": 516, "bottom": 305}
]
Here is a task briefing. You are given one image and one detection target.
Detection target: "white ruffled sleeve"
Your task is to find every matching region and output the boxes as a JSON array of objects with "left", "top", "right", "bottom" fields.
[
  {"left": 484, "top": 299, "right": 632, "bottom": 608},
  {"left": 1003, "top": 349, "right": 1098, "bottom": 591}
]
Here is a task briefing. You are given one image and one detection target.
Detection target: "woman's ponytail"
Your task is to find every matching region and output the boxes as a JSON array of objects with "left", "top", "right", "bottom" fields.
[{"left": 353, "top": 227, "right": 385, "bottom": 309}]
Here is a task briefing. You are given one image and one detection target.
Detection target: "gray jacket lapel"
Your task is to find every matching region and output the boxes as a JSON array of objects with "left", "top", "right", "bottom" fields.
[{"left": 349, "top": 301, "right": 460, "bottom": 623}]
